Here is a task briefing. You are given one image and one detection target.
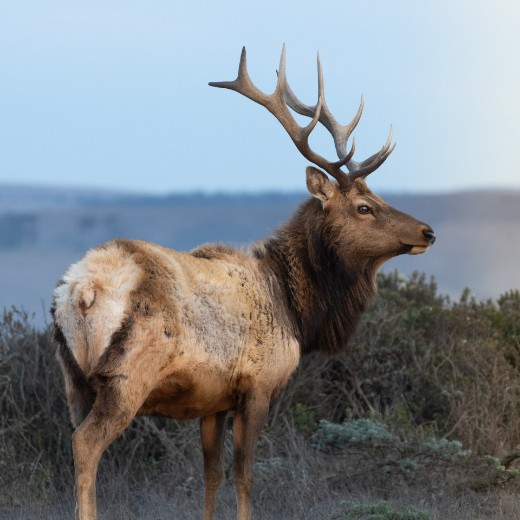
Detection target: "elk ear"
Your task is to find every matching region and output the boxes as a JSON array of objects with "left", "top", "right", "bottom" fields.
[{"left": 306, "top": 166, "right": 335, "bottom": 203}]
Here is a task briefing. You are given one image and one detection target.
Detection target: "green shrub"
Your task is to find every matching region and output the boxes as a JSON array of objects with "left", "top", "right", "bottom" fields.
[
  {"left": 281, "top": 271, "right": 520, "bottom": 455},
  {"left": 420, "top": 438, "right": 470, "bottom": 461},
  {"left": 292, "top": 402, "right": 316, "bottom": 435},
  {"left": 313, "top": 419, "right": 398, "bottom": 452}
]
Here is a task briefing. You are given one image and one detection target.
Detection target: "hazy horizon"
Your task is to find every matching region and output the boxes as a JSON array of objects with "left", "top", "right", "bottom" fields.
[
  {"left": 2, "top": 179, "right": 520, "bottom": 198},
  {"left": 1, "top": 185, "right": 519, "bottom": 327}
]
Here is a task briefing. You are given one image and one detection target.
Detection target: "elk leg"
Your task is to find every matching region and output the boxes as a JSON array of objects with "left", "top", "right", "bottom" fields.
[
  {"left": 72, "top": 378, "right": 141, "bottom": 520},
  {"left": 200, "top": 411, "right": 228, "bottom": 520},
  {"left": 232, "top": 394, "right": 270, "bottom": 520},
  {"left": 57, "top": 344, "right": 96, "bottom": 428}
]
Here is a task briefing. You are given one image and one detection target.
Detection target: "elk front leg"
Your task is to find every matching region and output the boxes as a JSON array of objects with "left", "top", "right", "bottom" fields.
[
  {"left": 232, "top": 394, "right": 270, "bottom": 520},
  {"left": 200, "top": 411, "right": 228, "bottom": 520},
  {"left": 72, "top": 379, "right": 140, "bottom": 520}
]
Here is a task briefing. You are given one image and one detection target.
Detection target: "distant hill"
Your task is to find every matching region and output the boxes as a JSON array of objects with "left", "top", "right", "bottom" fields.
[{"left": 1, "top": 184, "right": 519, "bottom": 325}]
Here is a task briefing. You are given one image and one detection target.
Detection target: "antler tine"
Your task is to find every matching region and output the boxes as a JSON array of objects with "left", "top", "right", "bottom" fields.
[
  {"left": 209, "top": 47, "right": 270, "bottom": 107},
  {"left": 346, "top": 126, "right": 395, "bottom": 179},
  {"left": 269, "top": 45, "right": 324, "bottom": 142},
  {"left": 281, "top": 58, "right": 396, "bottom": 181},
  {"left": 281, "top": 59, "right": 364, "bottom": 166},
  {"left": 209, "top": 46, "right": 340, "bottom": 181}
]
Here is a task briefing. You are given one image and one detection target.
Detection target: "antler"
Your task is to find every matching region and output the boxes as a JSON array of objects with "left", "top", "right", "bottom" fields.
[{"left": 209, "top": 46, "right": 395, "bottom": 187}]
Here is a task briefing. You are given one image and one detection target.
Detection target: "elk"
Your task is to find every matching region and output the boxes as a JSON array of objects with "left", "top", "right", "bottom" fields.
[{"left": 51, "top": 46, "right": 435, "bottom": 520}]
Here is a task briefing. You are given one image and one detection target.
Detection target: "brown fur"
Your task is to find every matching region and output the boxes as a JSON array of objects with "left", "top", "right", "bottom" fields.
[{"left": 255, "top": 197, "right": 376, "bottom": 355}]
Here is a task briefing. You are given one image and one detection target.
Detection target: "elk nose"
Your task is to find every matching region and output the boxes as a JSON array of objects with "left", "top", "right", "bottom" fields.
[{"left": 423, "top": 228, "right": 436, "bottom": 245}]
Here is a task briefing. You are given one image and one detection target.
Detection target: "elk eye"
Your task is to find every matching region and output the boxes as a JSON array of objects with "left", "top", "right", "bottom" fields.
[{"left": 357, "top": 205, "right": 371, "bottom": 215}]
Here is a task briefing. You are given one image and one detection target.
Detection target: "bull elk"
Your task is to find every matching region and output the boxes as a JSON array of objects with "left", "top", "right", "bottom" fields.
[{"left": 51, "top": 46, "right": 435, "bottom": 520}]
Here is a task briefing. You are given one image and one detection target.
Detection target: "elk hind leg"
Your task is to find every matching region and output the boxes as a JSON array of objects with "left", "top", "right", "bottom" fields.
[
  {"left": 200, "top": 411, "right": 228, "bottom": 520},
  {"left": 72, "top": 378, "right": 141, "bottom": 520},
  {"left": 233, "top": 393, "right": 270, "bottom": 520}
]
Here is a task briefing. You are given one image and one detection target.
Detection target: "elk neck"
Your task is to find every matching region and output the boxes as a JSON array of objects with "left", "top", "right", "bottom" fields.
[{"left": 253, "top": 197, "right": 377, "bottom": 355}]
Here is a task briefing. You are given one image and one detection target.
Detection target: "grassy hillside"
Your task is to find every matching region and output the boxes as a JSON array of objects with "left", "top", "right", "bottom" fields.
[{"left": 1, "top": 273, "right": 520, "bottom": 519}]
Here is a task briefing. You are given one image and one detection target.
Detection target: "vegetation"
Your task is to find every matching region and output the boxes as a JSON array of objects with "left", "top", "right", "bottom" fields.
[
  {"left": 1, "top": 271, "right": 520, "bottom": 518},
  {"left": 341, "top": 500, "right": 429, "bottom": 520}
]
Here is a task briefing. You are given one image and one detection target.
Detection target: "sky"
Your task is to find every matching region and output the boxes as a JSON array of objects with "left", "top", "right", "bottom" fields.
[{"left": 1, "top": 1, "right": 519, "bottom": 195}]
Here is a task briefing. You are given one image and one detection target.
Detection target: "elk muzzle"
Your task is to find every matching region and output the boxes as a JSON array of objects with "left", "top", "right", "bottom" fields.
[{"left": 399, "top": 225, "right": 436, "bottom": 255}]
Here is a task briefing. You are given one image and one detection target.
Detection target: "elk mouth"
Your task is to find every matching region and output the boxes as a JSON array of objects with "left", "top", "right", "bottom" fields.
[{"left": 399, "top": 243, "right": 430, "bottom": 255}]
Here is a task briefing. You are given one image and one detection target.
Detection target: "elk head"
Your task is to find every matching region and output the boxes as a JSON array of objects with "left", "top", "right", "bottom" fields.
[{"left": 210, "top": 46, "right": 435, "bottom": 271}]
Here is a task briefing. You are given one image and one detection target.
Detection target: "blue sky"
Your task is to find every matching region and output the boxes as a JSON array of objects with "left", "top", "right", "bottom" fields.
[{"left": 1, "top": 1, "right": 519, "bottom": 194}]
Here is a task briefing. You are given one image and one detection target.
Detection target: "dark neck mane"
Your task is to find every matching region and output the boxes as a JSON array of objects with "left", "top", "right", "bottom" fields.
[{"left": 254, "top": 198, "right": 377, "bottom": 355}]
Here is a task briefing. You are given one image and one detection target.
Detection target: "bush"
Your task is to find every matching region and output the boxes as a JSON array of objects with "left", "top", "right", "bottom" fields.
[
  {"left": 279, "top": 271, "right": 520, "bottom": 455},
  {"left": 0, "top": 307, "right": 73, "bottom": 500},
  {"left": 313, "top": 419, "right": 398, "bottom": 452},
  {"left": 2, "top": 271, "right": 520, "bottom": 511}
]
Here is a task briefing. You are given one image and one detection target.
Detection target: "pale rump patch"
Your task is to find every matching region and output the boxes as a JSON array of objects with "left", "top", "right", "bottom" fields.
[{"left": 53, "top": 242, "right": 142, "bottom": 375}]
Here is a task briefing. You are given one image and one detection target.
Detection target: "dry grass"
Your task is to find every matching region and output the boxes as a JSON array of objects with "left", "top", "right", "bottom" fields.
[
  {"left": 1, "top": 272, "right": 520, "bottom": 518},
  {"left": 3, "top": 441, "right": 520, "bottom": 520}
]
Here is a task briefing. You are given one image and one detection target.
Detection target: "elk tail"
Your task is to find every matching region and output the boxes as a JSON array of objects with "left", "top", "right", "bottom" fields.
[{"left": 51, "top": 280, "right": 98, "bottom": 427}]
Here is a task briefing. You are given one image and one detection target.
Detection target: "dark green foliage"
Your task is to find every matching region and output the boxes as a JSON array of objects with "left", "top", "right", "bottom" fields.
[
  {"left": 280, "top": 271, "right": 520, "bottom": 455},
  {"left": 291, "top": 403, "right": 316, "bottom": 435},
  {"left": 485, "top": 290, "right": 520, "bottom": 366}
]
